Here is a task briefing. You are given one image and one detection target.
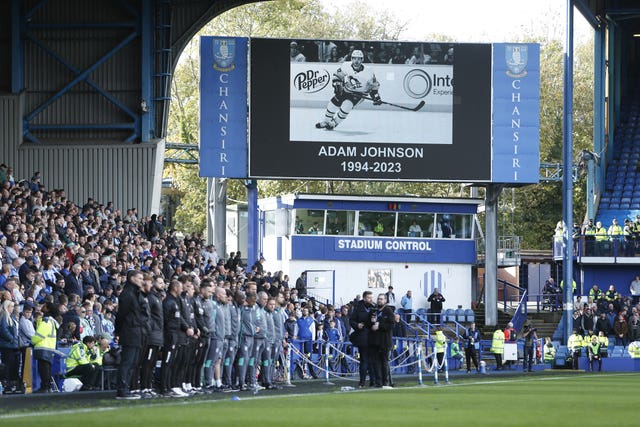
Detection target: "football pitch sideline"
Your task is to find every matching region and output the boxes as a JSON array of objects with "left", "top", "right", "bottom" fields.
[{"left": 1, "top": 373, "right": 637, "bottom": 426}]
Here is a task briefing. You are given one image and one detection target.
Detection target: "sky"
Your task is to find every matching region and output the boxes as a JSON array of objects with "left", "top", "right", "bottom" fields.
[{"left": 323, "top": 0, "right": 593, "bottom": 43}]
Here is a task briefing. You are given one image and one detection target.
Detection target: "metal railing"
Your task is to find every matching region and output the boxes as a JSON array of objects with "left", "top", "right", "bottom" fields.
[
  {"left": 552, "top": 235, "right": 639, "bottom": 262},
  {"left": 476, "top": 235, "right": 522, "bottom": 267},
  {"left": 527, "top": 292, "right": 562, "bottom": 313},
  {"left": 399, "top": 311, "right": 468, "bottom": 340}
]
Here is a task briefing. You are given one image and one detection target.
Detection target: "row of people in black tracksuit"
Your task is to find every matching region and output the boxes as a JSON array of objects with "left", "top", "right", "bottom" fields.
[{"left": 115, "top": 270, "right": 286, "bottom": 399}]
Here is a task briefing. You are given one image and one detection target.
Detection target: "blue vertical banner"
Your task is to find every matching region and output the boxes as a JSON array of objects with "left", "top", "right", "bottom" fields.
[
  {"left": 491, "top": 43, "right": 540, "bottom": 183},
  {"left": 199, "top": 36, "right": 248, "bottom": 178}
]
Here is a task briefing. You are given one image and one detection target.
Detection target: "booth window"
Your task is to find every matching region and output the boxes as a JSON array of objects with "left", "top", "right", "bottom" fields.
[
  {"left": 358, "top": 211, "right": 395, "bottom": 237},
  {"left": 326, "top": 210, "right": 356, "bottom": 235},
  {"left": 294, "top": 209, "right": 325, "bottom": 234},
  {"left": 398, "top": 213, "right": 435, "bottom": 238},
  {"left": 433, "top": 213, "right": 473, "bottom": 238},
  {"left": 265, "top": 210, "right": 276, "bottom": 236}
]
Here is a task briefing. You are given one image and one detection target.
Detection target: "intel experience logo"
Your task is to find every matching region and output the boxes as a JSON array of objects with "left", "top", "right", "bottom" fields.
[{"left": 402, "top": 69, "right": 452, "bottom": 99}]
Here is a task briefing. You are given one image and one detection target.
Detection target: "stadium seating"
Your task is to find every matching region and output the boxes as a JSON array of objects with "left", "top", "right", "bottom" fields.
[
  {"left": 554, "top": 345, "right": 569, "bottom": 367},
  {"left": 415, "top": 308, "right": 428, "bottom": 322},
  {"left": 464, "top": 309, "right": 475, "bottom": 323},
  {"left": 596, "top": 98, "right": 640, "bottom": 225}
]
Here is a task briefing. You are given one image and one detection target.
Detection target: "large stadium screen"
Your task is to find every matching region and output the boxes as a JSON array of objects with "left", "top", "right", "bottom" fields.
[
  {"left": 200, "top": 37, "right": 540, "bottom": 183},
  {"left": 249, "top": 38, "right": 498, "bottom": 182}
]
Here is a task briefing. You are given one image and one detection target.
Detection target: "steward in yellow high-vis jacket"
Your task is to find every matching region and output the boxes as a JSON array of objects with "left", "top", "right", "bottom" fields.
[
  {"left": 490, "top": 328, "right": 505, "bottom": 370},
  {"left": 65, "top": 335, "right": 100, "bottom": 390}
]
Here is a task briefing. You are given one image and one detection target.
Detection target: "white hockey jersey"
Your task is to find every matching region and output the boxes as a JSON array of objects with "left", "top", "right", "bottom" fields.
[{"left": 334, "top": 61, "right": 379, "bottom": 95}]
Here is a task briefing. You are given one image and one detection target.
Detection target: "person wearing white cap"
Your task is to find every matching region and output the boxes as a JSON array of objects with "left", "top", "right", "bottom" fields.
[{"left": 290, "top": 41, "right": 306, "bottom": 62}]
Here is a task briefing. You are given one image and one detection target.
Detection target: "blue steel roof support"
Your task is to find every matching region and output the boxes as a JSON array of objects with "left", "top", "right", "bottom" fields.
[
  {"left": 11, "top": 0, "right": 24, "bottom": 93},
  {"left": 25, "top": 0, "right": 51, "bottom": 20},
  {"left": 607, "top": 21, "right": 618, "bottom": 163},
  {"left": 575, "top": 0, "right": 600, "bottom": 28},
  {"left": 24, "top": 33, "right": 138, "bottom": 120},
  {"left": 140, "top": 0, "right": 154, "bottom": 142},
  {"left": 153, "top": 0, "right": 173, "bottom": 139},
  {"left": 29, "top": 22, "right": 137, "bottom": 29},
  {"left": 115, "top": 0, "right": 140, "bottom": 19},
  {"left": 24, "top": 31, "right": 138, "bottom": 138},
  {"left": 21, "top": 0, "right": 148, "bottom": 143},
  {"left": 593, "top": 24, "right": 606, "bottom": 209},
  {"left": 30, "top": 124, "right": 136, "bottom": 130}
]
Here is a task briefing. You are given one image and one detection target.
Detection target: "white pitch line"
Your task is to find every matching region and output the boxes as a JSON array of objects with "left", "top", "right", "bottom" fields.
[{"left": 1, "top": 372, "right": 638, "bottom": 420}]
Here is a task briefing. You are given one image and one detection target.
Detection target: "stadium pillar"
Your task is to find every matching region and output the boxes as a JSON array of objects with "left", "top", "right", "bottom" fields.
[
  {"left": 585, "top": 152, "right": 595, "bottom": 221},
  {"left": 593, "top": 24, "right": 606, "bottom": 202},
  {"left": 562, "top": 0, "right": 575, "bottom": 345},
  {"left": 11, "top": 0, "right": 24, "bottom": 93},
  {"left": 140, "top": 0, "right": 153, "bottom": 141},
  {"left": 484, "top": 184, "right": 501, "bottom": 327},
  {"left": 206, "top": 177, "right": 227, "bottom": 256},
  {"left": 246, "top": 180, "right": 259, "bottom": 265}
]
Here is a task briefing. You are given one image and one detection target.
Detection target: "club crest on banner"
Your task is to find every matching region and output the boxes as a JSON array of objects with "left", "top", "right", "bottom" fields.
[
  {"left": 505, "top": 45, "right": 528, "bottom": 78},
  {"left": 213, "top": 38, "right": 236, "bottom": 72}
]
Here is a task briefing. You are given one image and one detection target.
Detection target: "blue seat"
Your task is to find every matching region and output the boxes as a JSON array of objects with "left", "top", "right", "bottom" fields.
[
  {"left": 455, "top": 308, "right": 466, "bottom": 323},
  {"left": 464, "top": 309, "right": 475, "bottom": 323},
  {"left": 556, "top": 345, "right": 568, "bottom": 357},
  {"left": 443, "top": 308, "right": 455, "bottom": 323},
  {"left": 415, "top": 308, "right": 428, "bottom": 322}
]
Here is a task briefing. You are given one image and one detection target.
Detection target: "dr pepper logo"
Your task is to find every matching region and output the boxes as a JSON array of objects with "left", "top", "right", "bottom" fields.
[{"left": 293, "top": 69, "right": 331, "bottom": 93}]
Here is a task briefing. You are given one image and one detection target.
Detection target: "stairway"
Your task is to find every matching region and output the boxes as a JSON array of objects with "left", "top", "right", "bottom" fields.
[
  {"left": 472, "top": 305, "right": 560, "bottom": 340},
  {"left": 525, "top": 311, "right": 562, "bottom": 341},
  {"left": 473, "top": 304, "right": 513, "bottom": 338}
]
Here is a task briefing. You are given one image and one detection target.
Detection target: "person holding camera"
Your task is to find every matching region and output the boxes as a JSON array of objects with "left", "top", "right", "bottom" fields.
[
  {"left": 462, "top": 322, "right": 481, "bottom": 373},
  {"left": 522, "top": 320, "right": 538, "bottom": 372}
]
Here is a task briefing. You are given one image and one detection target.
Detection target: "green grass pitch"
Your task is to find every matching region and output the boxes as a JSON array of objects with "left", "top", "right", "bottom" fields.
[{"left": 1, "top": 373, "right": 638, "bottom": 426}]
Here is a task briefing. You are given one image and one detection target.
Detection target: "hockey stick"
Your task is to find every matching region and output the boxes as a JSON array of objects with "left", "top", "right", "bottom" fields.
[{"left": 361, "top": 96, "right": 426, "bottom": 112}]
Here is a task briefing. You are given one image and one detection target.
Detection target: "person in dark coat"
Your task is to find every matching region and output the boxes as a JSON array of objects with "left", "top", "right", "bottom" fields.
[
  {"left": 349, "top": 291, "right": 374, "bottom": 388},
  {"left": 160, "top": 280, "right": 193, "bottom": 397},
  {"left": 427, "top": 288, "right": 446, "bottom": 324},
  {"left": 139, "top": 274, "right": 164, "bottom": 396},
  {"left": 64, "top": 264, "right": 83, "bottom": 299},
  {"left": 369, "top": 294, "right": 395, "bottom": 388},
  {"left": 295, "top": 272, "right": 307, "bottom": 299},
  {"left": 114, "top": 270, "right": 150, "bottom": 399}
]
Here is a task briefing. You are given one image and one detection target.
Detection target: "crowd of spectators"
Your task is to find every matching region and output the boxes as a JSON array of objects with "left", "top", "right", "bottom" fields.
[
  {"left": 290, "top": 39, "right": 454, "bottom": 65},
  {"left": 1, "top": 163, "right": 404, "bottom": 396},
  {"left": 566, "top": 282, "right": 640, "bottom": 347}
]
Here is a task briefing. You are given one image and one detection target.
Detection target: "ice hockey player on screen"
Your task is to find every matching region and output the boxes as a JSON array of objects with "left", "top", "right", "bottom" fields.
[{"left": 315, "top": 49, "right": 381, "bottom": 130}]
